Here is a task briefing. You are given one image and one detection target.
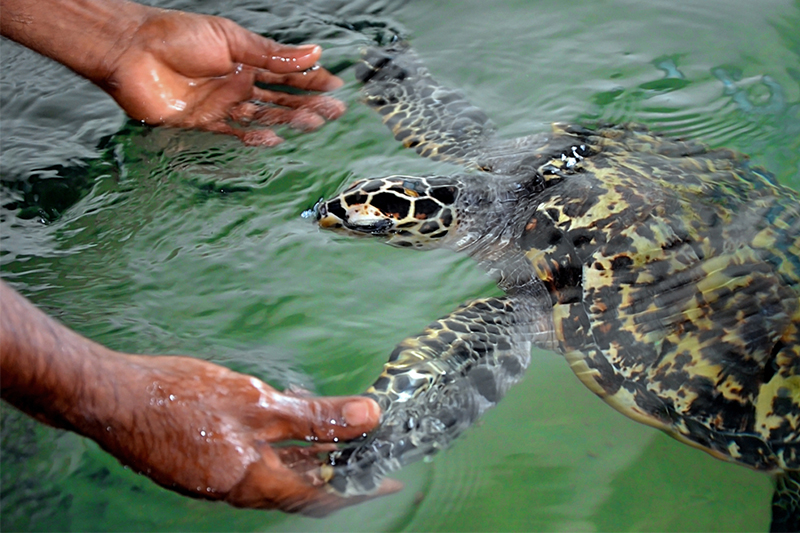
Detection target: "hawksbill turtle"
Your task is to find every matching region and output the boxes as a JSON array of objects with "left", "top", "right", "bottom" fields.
[{"left": 309, "top": 44, "right": 800, "bottom": 531}]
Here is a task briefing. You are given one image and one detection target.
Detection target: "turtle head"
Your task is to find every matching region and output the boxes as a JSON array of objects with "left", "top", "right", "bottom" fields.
[{"left": 311, "top": 175, "right": 462, "bottom": 249}]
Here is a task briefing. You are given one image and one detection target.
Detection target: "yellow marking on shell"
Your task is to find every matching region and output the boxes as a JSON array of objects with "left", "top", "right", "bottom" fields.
[
  {"left": 718, "top": 375, "right": 746, "bottom": 402},
  {"left": 563, "top": 349, "right": 607, "bottom": 397},
  {"left": 551, "top": 303, "right": 573, "bottom": 345},
  {"left": 583, "top": 258, "right": 618, "bottom": 289},
  {"left": 727, "top": 441, "right": 743, "bottom": 461},
  {"left": 756, "top": 374, "right": 800, "bottom": 441},
  {"left": 527, "top": 249, "right": 551, "bottom": 280},
  {"left": 752, "top": 228, "right": 777, "bottom": 250}
]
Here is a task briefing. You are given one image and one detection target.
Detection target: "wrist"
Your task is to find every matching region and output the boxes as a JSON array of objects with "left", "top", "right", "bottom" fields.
[
  {"left": 0, "top": 0, "right": 152, "bottom": 83},
  {"left": 60, "top": 348, "right": 137, "bottom": 440}
]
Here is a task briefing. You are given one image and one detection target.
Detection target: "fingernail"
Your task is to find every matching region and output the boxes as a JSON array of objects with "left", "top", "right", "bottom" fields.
[
  {"left": 295, "top": 44, "right": 321, "bottom": 55},
  {"left": 342, "top": 400, "right": 372, "bottom": 426}
]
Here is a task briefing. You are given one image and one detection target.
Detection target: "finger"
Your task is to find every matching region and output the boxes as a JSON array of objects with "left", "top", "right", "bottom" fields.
[
  {"left": 267, "top": 395, "right": 382, "bottom": 443},
  {"left": 229, "top": 102, "right": 260, "bottom": 124},
  {"left": 230, "top": 101, "right": 325, "bottom": 131},
  {"left": 276, "top": 444, "right": 337, "bottom": 475},
  {"left": 251, "top": 89, "right": 346, "bottom": 120},
  {"left": 255, "top": 68, "right": 344, "bottom": 92},
  {"left": 218, "top": 19, "right": 322, "bottom": 73},
  {"left": 252, "top": 107, "right": 326, "bottom": 132},
  {"left": 203, "top": 120, "right": 284, "bottom": 147},
  {"left": 276, "top": 446, "right": 404, "bottom": 507},
  {"left": 284, "top": 384, "right": 315, "bottom": 397},
  {"left": 224, "top": 450, "right": 402, "bottom": 516}
]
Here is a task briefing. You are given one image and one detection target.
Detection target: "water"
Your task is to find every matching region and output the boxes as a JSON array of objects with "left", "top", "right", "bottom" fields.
[{"left": 1, "top": 0, "right": 798, "bottom": 531}]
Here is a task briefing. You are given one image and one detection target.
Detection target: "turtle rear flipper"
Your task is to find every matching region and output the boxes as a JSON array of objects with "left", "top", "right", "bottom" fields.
[
  {"left": 356, "top": 44, "right": 500, "bottom": 169},
  {"left": 325, "top": 294, "right": 553, "bottom": 496},
  {"left": 772, "top": 471, "right": 800, "bottom": 532}
]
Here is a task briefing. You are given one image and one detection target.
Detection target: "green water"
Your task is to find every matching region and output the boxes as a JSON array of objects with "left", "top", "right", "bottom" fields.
[{"left": 2, "top": 0, "right": 799, "bottom": 531}]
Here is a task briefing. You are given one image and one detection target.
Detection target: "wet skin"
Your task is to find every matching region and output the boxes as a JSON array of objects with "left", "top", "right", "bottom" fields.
[
  {"left": 0, "top": 280, "right": 400, "bottom": 514},
  {"left": 0, "top": 0, "right": 347, "bottom": 146}
]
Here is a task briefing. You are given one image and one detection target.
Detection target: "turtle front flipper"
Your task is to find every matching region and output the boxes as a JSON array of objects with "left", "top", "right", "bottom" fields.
[
  {"left": 772, "top": 471, "right": 800, "bottom": 533},
  {"left": 323, "top": 295, "right": 552, "bottom": 496},
  {"left": 355, "top": 44, "right": 499, "bottom": 169}
]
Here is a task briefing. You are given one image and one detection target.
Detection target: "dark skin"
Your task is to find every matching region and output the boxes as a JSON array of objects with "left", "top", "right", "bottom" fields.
[
  {"left": 0, "top": 0, "right": 346, "bottom": 146},
  {"left": 0, "top": 281, "right": 398, "bottom": 515},
  {"left": 0, "top": 0, "right": 398, "bottom": 515},
  {"left": 102, "top": 9, "right": 348, "bottom": 146}
]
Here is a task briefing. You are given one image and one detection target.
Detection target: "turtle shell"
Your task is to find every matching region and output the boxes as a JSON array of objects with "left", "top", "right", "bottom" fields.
[{"left": 520, "top": 123, "right": 800, "bottom": 471}]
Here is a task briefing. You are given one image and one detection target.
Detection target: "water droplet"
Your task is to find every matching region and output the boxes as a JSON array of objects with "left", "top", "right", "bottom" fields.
[
  {"left": 168, "top": 394, "right": 175, "bottom": 401},
  {"left": 200, "top": 430, "right": 207, "bottom": 437}
]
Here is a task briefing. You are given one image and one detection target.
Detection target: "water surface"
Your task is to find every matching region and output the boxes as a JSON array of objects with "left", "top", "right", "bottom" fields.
[{"left": 2, "top": 0, "right": 799, "bottom": 531}]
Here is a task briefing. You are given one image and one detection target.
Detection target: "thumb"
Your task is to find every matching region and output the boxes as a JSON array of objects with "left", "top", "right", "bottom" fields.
[
  {"left": 272, "top": 395, "right": 382, "bottom": 443},
  {"left": 219, "top": 19, "right": 322, "bottom": 73}
]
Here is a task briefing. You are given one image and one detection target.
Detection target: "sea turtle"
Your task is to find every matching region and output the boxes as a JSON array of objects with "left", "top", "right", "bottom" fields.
[{"left": 309, "top": 44, "right": 800, "bottom": 531}]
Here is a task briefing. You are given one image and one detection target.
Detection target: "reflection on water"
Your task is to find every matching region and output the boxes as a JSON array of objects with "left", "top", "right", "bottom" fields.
[{"left": 2, "top": 0, "right": 799, "bottom": 531}]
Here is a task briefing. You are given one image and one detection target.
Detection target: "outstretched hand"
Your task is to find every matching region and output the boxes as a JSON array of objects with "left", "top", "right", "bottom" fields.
[
  {"left": 0, "top": 281, "right": 399, "bottom": 516},
  {"left": 101, "top": 8, "right": 346, "bottom": 146},
  {"left": 101, "top": 354, "right": 399, "bottom": 515}
]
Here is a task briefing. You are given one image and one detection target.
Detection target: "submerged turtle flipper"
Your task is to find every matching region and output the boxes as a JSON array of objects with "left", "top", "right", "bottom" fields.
[
  {"left": 324, "top": 295, "right": 551, "bottom": 496},
  {"left": 355, "top": 44, "right": 499, "bottom": 169},
  {"left": 355, "top": 44, "right": 580, "bottom": 175},
  {"left": 772, "top": 472, "right": 800, "bottom": 532}
]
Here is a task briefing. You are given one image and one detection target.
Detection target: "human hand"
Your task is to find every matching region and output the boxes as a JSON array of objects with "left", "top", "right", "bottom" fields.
[
  {"left": 2, "top": 274, "right": 398, "bottom": 516},
  {"left": 89, "top": 353, "right": 400, "bottom": 515},
  {"left": 101, "top": 8, "right": 346, "bottom": 146}
]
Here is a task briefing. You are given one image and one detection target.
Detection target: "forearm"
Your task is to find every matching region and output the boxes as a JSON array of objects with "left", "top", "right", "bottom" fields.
[
  {"left": 0, "top": 281, "right": 247, "bottom": 495},
  {"left": 0, "top": 280, "right": 122, "bottom": 433},
  {"left": 0, "top": 0, "right": 150, "bottom": 83}
]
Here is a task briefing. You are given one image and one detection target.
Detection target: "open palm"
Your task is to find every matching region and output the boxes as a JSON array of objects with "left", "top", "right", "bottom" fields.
[{"left": 103, "top": 9, "right": 345, "bottom": 146}]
